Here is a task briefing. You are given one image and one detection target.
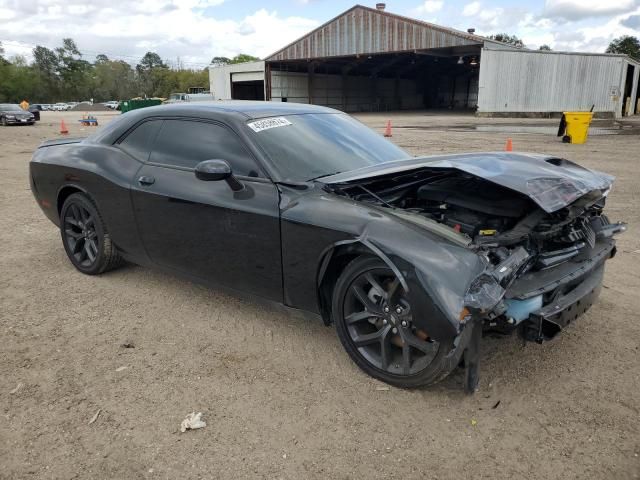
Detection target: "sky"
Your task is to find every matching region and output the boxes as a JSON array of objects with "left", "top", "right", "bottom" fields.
[{"left": 0, "top": 0, "right": 639, "bottom": 68}]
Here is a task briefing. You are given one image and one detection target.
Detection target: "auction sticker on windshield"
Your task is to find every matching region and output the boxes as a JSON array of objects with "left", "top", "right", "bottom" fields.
[{"left": 247, "top": 117, "right": 292, "bottom": 132}]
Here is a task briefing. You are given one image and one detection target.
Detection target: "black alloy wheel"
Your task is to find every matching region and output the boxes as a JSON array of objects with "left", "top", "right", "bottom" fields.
[
  {"left": 60, "top": 193, "right": 123, "bottom": 275},
  {"left": 333, "top": 256, "right": 454, "bottom": 388},
  {"left": 64, "top": 201, "right": 99, "bottom": 268}
]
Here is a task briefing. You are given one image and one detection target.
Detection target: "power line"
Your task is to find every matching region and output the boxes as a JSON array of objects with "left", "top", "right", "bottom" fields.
[{"left": 0, "top": 39, "right": 213, "bottom": 68}]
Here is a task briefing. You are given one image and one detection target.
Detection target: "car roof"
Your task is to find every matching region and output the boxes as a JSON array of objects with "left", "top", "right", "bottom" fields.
[
  {"left": 90, "top": 100, "right": 342, "bottom": 149},
  {"left": 137, "top": 101, "right": 338, "bottom": 120}
]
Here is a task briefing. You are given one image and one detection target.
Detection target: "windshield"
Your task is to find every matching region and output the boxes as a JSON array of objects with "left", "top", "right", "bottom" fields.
[
  {"left": 0, "top": 104, "right": 23, "bottom": 111},
  {"left": 247, "top": 113, "right": 410, "bottom": 181}
]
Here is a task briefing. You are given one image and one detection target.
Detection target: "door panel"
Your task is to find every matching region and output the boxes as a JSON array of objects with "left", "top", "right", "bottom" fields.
[{"left": 131, "top": 165, "right": 282, "bottom": 301}]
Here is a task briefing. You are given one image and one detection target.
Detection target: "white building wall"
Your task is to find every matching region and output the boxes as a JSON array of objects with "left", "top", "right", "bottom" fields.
[
  {"left": 478, "top": 48, "right": 639, "bottom": 117},
  {"left": 208, "top": 61, "right": 265, "bottom": 100}
]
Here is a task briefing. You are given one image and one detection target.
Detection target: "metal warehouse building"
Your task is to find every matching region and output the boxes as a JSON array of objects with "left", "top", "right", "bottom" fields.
[{"left": 209, "top": 3, "right": 640, "bottom": 118}]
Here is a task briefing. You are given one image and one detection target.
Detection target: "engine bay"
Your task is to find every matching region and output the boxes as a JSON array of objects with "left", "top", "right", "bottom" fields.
[{"left": 331, "top": 168, "right": 618, "bottom": 272}]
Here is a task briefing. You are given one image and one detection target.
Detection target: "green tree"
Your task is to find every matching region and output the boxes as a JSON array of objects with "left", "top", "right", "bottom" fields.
[
  {"left": 0, "top": 41, "right": 7, "bottom": 65},
  {"left": 33, "top": 46, "right": 59, "bottom": 74},
  {"left": 211, "top": 56, "right": 231, "bottom": 66},
  {"left": 92, "top": 59, "right": 136, "bottom": 101},
  {"left": 211, "top": 54, "right": 260, "bottom": 66},
  {"left": 488, "top": 33, "right": 524, "bottom": 48},
  {"left": 606, "top": 35, "right": 640, "bottom": 60},
  {"left": 33, "top": 45, "right": 60, "bottom": 100},
  {"left": 538, "top": 44, "right": 552, "bottom": 51},
  {"left": 230, "top": 54, "right": 260, "bottom": 64},
  {"left": 137, "top": 51, "right": 167, "bottom": 71},
  {"left": 0, "top": 55, "right": 40, "bottom": 102},
  {"left": 136, "top": 51, "right": 169, "bottom": 97},
  {"left": 55, "top": 38, "right": 94, "bottom": 100}
]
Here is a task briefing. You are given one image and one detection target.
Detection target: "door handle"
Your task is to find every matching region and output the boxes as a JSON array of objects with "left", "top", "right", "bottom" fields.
[{"left": 138, "top": 175, "right": 155, "bottom": 186}]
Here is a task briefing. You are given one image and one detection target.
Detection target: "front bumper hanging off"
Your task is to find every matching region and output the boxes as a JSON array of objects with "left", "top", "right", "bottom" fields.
[
  {"left": 458, "top": 237, "right": 617, "bottom": 393},
  {"left": 520, "top": 266, "right": 604, "bottom": 343},
  {"left": 508, "top": 238, "right": 616, "bottom": 343}
]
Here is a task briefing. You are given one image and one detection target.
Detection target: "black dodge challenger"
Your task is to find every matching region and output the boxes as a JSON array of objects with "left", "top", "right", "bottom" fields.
[{"left": 30, "top": 102, "right": 626, "bottom": 391}]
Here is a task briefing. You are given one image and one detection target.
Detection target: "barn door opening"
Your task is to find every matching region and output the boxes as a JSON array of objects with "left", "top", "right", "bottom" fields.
[
  {"left": 231, "top": 80, "right": 265, "bottom": 100},
  {"left": 623, "top": 64, "right": 635, "bottom": 116}
]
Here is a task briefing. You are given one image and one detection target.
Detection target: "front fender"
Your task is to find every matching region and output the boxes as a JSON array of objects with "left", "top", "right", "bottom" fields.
[
  {"left": 281, "top": 186, "right": 487, "bottom": 343},
  {"left": 357, "top": 220, "right": 486, "bottom": 341}
]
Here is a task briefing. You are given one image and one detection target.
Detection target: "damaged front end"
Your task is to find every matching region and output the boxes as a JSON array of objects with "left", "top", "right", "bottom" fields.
[
  {"left": 464, "top": 192, "right": 624, "bottom": 343},
  {"left": 466, "top": 227, "right": 621, "bottom": 342},
  {"left": 324, "top": 153, "right": 626, "bottom": 389}
]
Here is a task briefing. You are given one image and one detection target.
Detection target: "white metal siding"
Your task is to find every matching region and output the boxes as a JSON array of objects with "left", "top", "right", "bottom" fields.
[
  {"left": 208, "top": 61, "right": 265, "bottom": 100},
  {"left": 232, "top": 71, "right": 264, "bottom": 82},
  {"left": 478, "top": 49, "right": 629, "bottom": 117}
]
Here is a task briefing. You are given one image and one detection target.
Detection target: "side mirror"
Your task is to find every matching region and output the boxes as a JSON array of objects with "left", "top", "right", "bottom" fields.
[{"left": 194, "top": 159, "right": 244, "bottom": 191}]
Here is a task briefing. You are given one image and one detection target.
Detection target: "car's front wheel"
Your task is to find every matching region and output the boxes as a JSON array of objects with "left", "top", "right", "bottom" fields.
[
  {"left": 60, "top": 193, "right": 123, "bottom": 275},
  {"left": 1, "top": 117, "right": 7, "bottom": 126},
  {"left": 332, "top": 255, "right": 456, "bottom": 388}
]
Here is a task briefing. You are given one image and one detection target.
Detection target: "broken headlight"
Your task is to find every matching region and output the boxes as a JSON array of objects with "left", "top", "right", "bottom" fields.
[{"left": 464, "top": 273, "right": 505, "bottom": 312}]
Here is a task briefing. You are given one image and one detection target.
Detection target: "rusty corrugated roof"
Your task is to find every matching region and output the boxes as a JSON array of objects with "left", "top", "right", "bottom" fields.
[{"left": 265, "top": 4, "right": 493, "bottom": 62}]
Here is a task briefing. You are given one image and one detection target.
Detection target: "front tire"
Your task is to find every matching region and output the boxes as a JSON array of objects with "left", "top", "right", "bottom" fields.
[
  {"left": 1, "top": 117, "right": 7, "bottom": 126},
  {"left": 60, "top": 193, "right": 123, "bottom": 275},
  {"left": 332, "top": 255, "right": 455, "bottom": 388}
]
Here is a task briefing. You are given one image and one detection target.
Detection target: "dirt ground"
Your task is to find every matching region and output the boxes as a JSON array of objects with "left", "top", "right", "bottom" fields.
[{"left": 1, "top": 110, "right": 639, "bottom": 480}]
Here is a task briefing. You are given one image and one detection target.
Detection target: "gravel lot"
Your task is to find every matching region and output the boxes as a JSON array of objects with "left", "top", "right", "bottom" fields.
[{"left": 1, "top": 110, "right": 639, "bottom": 479}]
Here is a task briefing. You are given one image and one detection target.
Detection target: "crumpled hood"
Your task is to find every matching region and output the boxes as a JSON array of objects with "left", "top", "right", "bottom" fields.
[{"left": 322, "top": 152, "right": 614, "bottom": 213}]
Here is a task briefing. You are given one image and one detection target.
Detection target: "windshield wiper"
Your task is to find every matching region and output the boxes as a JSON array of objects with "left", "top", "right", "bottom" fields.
[{"left": 308, "top": 171, "right": 343, "bottom": 181}]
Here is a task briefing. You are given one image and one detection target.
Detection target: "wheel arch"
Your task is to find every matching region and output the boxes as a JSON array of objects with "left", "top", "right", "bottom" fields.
[
  {"left": 57, "top": 184, "right": 90, "bottom": 217},
  {"left": 316, "top": 239, "right": 409, "bottom": 326}
]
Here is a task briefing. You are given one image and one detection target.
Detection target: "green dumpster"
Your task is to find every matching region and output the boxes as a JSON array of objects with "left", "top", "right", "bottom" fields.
[{"left": 120, "top": 98, "right": 163, "bottom": 113}]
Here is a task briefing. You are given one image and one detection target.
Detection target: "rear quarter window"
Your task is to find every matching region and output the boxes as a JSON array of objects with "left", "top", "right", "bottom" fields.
[{"left": 117, "top": 120, "right": 163, "bottom": 163}]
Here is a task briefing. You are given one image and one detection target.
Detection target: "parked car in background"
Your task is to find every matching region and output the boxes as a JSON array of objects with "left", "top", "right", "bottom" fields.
[
  {"left": 52, "top": 103, "right": 70, "bottom": 111},
  {"left": 29, "top": 102, "right": 626, "bottom": 392},
  {"left": 0, "top": 103, "right": 35, "bottom": 125},
  {"left": 67, "top": 102, "right": 79, "bottom": 109},
  {"left": 164, "top": 92, "right": 215, "bottom": 104},
  {"left": 28, "top": 104, "right": 42, "bottom": 121},
  {"left": 103, "top": 101, "right": 120, "bottom": 110}
]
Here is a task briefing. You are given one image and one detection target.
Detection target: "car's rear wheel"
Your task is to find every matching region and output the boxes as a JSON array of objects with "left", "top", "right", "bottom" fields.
[
  {"left": 332, "top": 255, "right": 455, "bottom": 388},
  {"left": 60, "top": 193, "right": 123, "bottom": 275}
]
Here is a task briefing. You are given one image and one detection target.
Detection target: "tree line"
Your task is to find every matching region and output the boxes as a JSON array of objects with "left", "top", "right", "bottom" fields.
[
  {"left": 0, "top": 38, "right": 259, "bottom": 104},
  {"left": 2, "top": 34, "right": 637, "bottom": 104}
]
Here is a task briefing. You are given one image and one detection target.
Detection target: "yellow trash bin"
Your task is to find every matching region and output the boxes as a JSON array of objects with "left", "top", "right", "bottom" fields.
[{"left": 560, "top": 111, "right": 593, "bottom": 144}]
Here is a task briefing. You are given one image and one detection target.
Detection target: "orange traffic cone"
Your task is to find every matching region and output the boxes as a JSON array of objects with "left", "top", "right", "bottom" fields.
[
  {"left": 505, "top": 138, "right": 513, "bottom": 151},
  {"left": 60, "top": 119, "right": 69, "bottom": 135},
  {"left": 384, "top": 120, "right": 392, "bottom": 137}
]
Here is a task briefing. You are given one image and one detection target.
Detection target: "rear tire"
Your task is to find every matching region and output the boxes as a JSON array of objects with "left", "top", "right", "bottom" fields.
[
  {"left": 60, "top": 193, "right": 124, "bottom": 275},
  {"left": 332, "top": 255, "right": 456, "bottom": 388}
]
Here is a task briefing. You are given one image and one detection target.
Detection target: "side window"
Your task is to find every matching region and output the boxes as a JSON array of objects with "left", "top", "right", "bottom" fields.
[
  {"left": 149, "top": 120, "right": 262, "bottom": 177},
  {"left": 118, "top": 120, "right": 162, "bottom": 162}
]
